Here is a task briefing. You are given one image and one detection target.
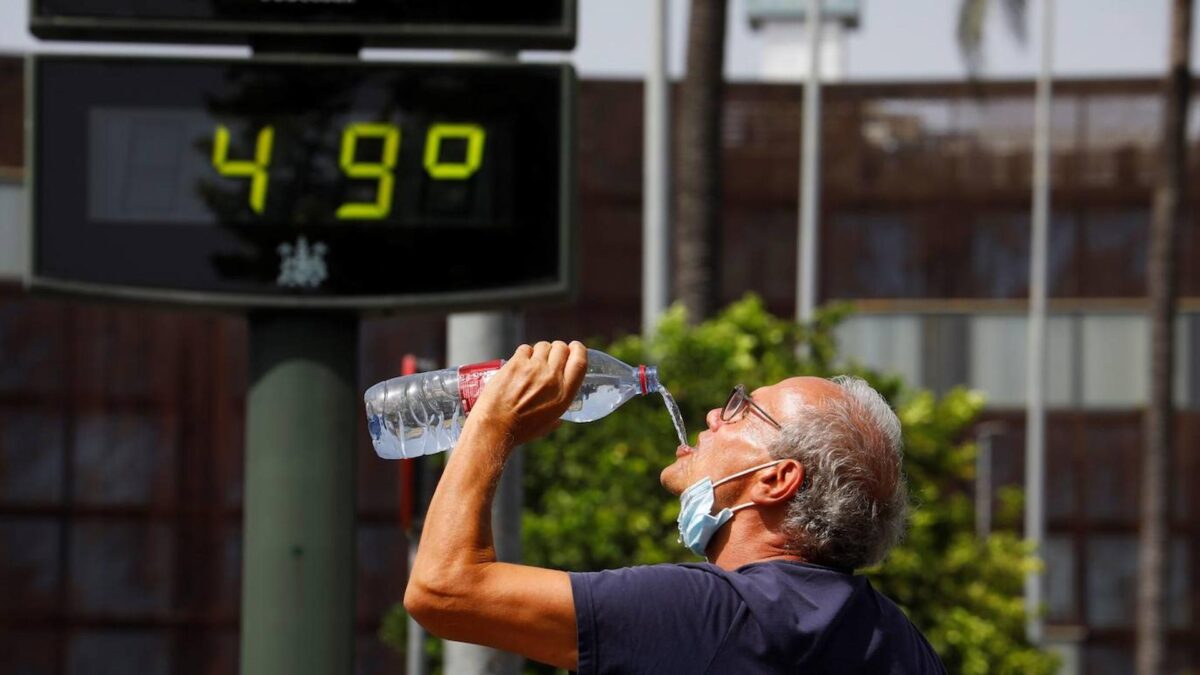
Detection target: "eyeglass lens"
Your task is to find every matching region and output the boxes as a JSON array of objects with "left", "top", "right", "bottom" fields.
[{"left": 721, "top": 386, "right": 745, "bottom": 421}]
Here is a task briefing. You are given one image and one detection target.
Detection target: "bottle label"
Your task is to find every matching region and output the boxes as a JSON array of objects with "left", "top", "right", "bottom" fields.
[{"left": 458, "top": 359, "right": 504, "bottom": 414}]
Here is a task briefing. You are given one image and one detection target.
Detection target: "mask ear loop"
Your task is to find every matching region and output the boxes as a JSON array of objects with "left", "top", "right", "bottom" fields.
[
  {"left": 711, "top": 460, "right": 782, "bottom": 489},
  {"left": 709, "top": 460, "right": 783, "bottom": 514},
  {"left": 681, "top": 460, "right": 781, "bottom": 518}
]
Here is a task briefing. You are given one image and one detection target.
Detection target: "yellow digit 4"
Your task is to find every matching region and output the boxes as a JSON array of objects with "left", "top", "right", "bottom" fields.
[
  {"left": 424, "top": 123, "right": 487, "bottom": 180},
  {"left": 212, "top": 124, "right": 274, "bottom": 214},
  {"left": 337, "top": 123, "right": 401, "bottom": 220}
]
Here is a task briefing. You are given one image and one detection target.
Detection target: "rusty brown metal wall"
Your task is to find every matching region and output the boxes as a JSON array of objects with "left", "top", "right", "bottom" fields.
[{"left": 0, "top": 290, "right": 410, "bottom": 675}]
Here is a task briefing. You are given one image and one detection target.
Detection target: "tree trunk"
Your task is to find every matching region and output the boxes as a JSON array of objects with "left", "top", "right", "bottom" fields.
[
  {"left": 675, "top": 0, "right": 727, "bottom": 323},
  {"left": 1137, "top": 1, "right": 1191, "bottom": 673}
]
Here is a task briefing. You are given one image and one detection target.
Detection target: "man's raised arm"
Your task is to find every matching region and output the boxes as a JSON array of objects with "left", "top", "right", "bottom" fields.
[{"left": 403, "top": 340, "right": 587, "bottom": 671}]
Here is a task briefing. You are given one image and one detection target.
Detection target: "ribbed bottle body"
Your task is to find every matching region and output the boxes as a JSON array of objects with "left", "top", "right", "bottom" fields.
[{"left": 364, "top": 349, "right": 658, "bottom": 459}]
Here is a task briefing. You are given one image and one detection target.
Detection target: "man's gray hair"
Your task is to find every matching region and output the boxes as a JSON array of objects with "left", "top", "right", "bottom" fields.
[{"left": 768, "top": 375, "right": 908, "bottom": 570}]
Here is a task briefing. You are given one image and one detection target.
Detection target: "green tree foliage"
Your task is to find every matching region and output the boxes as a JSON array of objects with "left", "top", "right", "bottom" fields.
[{"left": 384, "top": 296, "right": 1057, "bottom": 674}]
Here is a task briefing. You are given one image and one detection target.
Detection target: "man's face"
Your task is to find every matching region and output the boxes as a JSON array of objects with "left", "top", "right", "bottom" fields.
[
  {"left": 660, "top": 377, "right": 849, "bottom": 496},
  {"left": 659, "top": 378, "right": 803, "bottom": 495}
]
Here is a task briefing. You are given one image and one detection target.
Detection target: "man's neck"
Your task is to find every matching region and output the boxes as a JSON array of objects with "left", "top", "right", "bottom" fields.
[{"left": 706, "top": 513, "right": 804, "bottom": 571}]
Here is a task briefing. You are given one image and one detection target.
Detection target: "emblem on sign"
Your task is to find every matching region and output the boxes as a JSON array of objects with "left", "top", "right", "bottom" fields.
[{"left": 277, "top": 237, "right": 329, "bottom": 288}]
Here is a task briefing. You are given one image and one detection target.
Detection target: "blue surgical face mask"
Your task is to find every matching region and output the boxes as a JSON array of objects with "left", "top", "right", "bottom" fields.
[{"left": 676, "top": 460, "right": 782, "bottom": 558}]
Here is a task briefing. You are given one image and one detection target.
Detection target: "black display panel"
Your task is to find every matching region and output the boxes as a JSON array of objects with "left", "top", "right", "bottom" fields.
[
  {"left": 29, "top": 55, "right": 576, "bottom": 310},
  {"left": 30, "top": 0, "right": 576, "bottom": 50}
]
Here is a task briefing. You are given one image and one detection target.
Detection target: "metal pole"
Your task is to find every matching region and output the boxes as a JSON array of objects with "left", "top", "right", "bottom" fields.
[
  {"left": 442, "top": 311, "right": 524, "bottom": 675},
  {"left": 643, "top": 0, "right": 671, "bottom": 340},
  {"left": 1025, "top": 0, "right": 1055, "bottom": 647},
  {"left": 403, "top": 352, "right": 430, "bottom": 675},
  {"left": 406, "top": 542, "right": 428, "bottom": 675},
  {"left": 797, "top": 0, "right": 823, "bottom": 327},
  {"left": 405, "top": 404, "right": 440, "bottom": 675},
  {"left": 240, "top": 314, "right": 358, "bottom": 675},
  {"left": 976, "top": 433, "right": 992, "bottom": 538},
  {"left": 975, "top": 422, "right": 1005, "bottom": 539}
]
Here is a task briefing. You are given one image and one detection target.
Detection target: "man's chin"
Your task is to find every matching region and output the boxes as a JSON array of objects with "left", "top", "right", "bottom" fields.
[{"left": 659, "top": 460, "right": 685, "bottom": 495}]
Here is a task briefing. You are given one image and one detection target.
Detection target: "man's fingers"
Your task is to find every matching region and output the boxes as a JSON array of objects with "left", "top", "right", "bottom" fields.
[
  {"left": 562, "top": 341, "right": 588, "bottom": 396},
  {"left": 531, "top": 341, "right": 552, "bottom": 362},
  {"left": 547, "top": 340, "right": 570, "bottom": 373},
  {"left": 512, "top": 344, "right": 534, "bottom": 360}
]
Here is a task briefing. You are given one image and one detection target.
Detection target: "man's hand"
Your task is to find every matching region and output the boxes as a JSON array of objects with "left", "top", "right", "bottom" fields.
[{"left": 468, "top": 340, "right": 588, "bottom": 446}]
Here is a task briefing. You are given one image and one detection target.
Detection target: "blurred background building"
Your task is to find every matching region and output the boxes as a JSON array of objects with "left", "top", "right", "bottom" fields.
[
  {"left": 4, "top": 58, "right": 1200, "bottom": 675},
  {"left": 3, "top": 1, "right": 1200, "bottom": 674}
]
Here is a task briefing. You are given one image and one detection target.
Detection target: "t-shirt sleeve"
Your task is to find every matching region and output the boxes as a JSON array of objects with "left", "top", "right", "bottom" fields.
[{"left": 570, "top": 564, "right": 744, "bottom": 675}]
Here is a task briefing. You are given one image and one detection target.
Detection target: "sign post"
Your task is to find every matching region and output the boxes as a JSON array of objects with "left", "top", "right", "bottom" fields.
[{"left": 241, "top": 313, "right": 359, "bottom": 675}]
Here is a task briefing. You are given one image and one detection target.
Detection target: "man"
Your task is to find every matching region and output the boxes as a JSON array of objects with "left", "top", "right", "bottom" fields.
[{"left": 405, "top": 340, "right": 946, "bottom": 674}]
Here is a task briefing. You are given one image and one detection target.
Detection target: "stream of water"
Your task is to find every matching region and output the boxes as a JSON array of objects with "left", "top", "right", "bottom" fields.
[{"left": 657, "top": 384, "right": 689, "bottom": 449}]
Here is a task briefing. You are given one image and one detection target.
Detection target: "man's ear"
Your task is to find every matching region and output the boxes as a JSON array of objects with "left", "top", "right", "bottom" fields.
[{"left": 755, "top": 459, "right": 804, "bottom": 504}]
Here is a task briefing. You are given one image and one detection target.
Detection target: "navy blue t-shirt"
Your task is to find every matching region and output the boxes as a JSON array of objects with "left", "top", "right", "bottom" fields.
[{"left": 569, "top": 560, "right": 946, "bottom": 675}]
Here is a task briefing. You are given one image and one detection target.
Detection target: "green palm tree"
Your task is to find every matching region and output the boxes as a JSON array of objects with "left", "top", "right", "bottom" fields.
[
  {"left": 675, "top": 0, "right": 728, "bottom": 323},
  {"left": 1140, "top": 2, "right": 1192, "bottom": 673}
]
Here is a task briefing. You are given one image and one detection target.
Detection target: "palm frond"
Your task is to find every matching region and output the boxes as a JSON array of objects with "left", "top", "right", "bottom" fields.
[
  {"left": 957, "top": 0, "right": 989, "bottom": 74},
  {"left": 957, "top": 0, "right": 1029, "bottom": 76},
  {"left": 1001, "top": 0, "right": 1029, "bottom": 45}
]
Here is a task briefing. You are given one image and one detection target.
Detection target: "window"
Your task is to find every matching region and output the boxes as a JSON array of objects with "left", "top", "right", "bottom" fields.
[
  {"left": 1082, "top": 211, "right": 1148, "bottom": 297},
  {"left": 0, "top": 179, "right": 23, "bottom": 279},
  {"left": 67, "top": 631, "right": 170, "bottom": 675},
  {"left": 1044, "top": 535, "right": 1076, "bottom": 622},
  {"left": 1086, "top": 535, "right": 1190, "bottom": 629},
  {"left": 835, "top": 314, "right": 921, "bottom": 385},
  {"left": 73, "top": 413, "right": 174, "bottom": 507},
  {"left": 1079, "top": 314, "right": 1192, "bottom": 408},
  {"left": 0, "top": 518, "right": 60, "bottom": 614},
  {"left": 0, "top": 411, "right": 65, "bottom": 505},
  {"left": 968, "top": 314, "right": 1075, "bottom": 407},
  {"left": 1082, "top": 314, "right": 1146, "bottom": 407},
  {"left": 69, "top": 522, "right": 173, "bottom": 615},
  {"left": 1083, "top": 418, "right": 1140, "bottom": 521},
  {"left": 825, "top": 213, "right": 926, "bottom": 299}
]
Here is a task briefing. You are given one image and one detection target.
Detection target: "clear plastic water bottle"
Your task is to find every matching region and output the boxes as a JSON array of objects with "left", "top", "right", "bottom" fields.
[{"left": 364, "top": 349, "right": 660, "bottom": 459}]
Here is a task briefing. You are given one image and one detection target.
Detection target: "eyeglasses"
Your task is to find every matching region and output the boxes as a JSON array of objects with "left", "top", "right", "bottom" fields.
[{"left": 721, "top": 384, "right": 783, "bottom": 430}]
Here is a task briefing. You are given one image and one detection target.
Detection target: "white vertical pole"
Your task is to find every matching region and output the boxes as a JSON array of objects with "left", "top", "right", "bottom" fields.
[
  {"left": 797, "top": 0, "right": 823, "bottom": 327},
  {"left": 643, "top": 0, "right": 672, "bottom": 340},
  {"left": 975, "top": 422, "right": 1005, "bottom": 539},
  {"left": 406, "top": 542, "right": 427, "bottom": 675},
  {"left": 1025, "top": 0, "right": 1055, "bottom": 647},
  {"left": 443, "top": 312, "right": 523, "bottom": 675},
  {"left": 976, "top": 432, "right": 993, "bottom": 538}
]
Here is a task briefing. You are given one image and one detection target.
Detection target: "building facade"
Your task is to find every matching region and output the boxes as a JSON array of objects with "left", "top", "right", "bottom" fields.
[{"left": 2, "top": 56, "right": 1200, "bottom": 673}]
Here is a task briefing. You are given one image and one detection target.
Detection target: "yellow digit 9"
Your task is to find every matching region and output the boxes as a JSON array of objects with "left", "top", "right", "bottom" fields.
[
  {"left": 212, "top": 124, "right": 274, "bottom": 214},
  {"left": 337, "top": 122, "right": 401, "bottom": 220},
  {"left": 424, "top": 123, "right": 487, "bottom": 180}
]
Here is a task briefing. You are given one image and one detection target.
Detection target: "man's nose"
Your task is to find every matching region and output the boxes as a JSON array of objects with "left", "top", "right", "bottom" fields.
[{"left": 706, "top": 407, "right": 723, "bottom": 430}]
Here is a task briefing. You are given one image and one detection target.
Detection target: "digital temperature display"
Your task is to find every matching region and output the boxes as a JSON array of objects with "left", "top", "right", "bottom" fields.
[
  {"left": 30, "top": 56, "right": 576, "bottom": 309},
  {"left": 88, "top": 109, "right": 510, "bottom": 227}
]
